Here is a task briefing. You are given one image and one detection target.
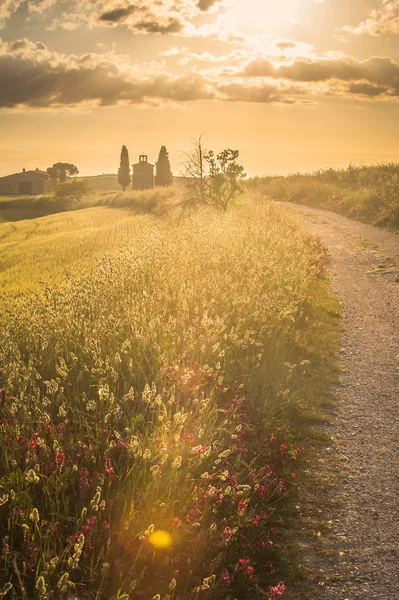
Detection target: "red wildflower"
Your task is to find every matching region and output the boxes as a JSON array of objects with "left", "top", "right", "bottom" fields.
[
  {"left": 56, "top": 449, "right": 65, "bottom": 469},
  {"left": 105, "top": 457, "right": 115, "bottom": 478},
  {"left": 220, "top": 568, "right": 232, "bottom": 587},
  {"left": 269, "top": 581, "right": 285, "bottom": 597}
]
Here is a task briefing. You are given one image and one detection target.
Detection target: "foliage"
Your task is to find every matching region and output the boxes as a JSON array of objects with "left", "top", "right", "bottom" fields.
[
  {"left": 47, "top": 163, "right": 79, "bottom": 183},
  {"left": 0, "top": 197, "right": 331, "bottom": 599},
  {"left": 54, "top": 179, "right": 91, "bottom": 202},
  {"left": 155, "top": 145, "right": 173, "bottom": 187},
  {"left": 254, "top": 163, "right": 399, "bottom": 229},
  {"left": 206, "top": 149, "right": 246, "bottom": 212},
  {"left": 181, "top": 138, "right": 245, "bottom": 212},
  {"left": 118, "top": 146, "right": 131, "bottom": 191}
]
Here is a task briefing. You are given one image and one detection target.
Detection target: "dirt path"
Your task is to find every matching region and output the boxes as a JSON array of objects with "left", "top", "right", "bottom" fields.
[{"left": 289, "top": 205, "right": 399, "bottom": 600}]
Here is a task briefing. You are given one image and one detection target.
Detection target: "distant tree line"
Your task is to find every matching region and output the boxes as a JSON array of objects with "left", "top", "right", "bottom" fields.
[{"left": 45, "top": 138, "right": 245, "bottom": 212}]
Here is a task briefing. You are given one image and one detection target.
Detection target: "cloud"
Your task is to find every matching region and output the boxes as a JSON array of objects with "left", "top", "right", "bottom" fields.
[
  {"left": 2, "top": 35, "right": 399, "bottom": 110},
  {"left": 197, "top": 0, "right": 221, "bottom": 10},
  {"left": 217, "top": 82, "right": 285, "bottom": 103},
  {"left": 98, "top": 5, "right": 140, "bottom": 23},
  {"left": 343, "top": 0, "right": 399, "bottom": 36},
  {"left": 0, "top": 39, "right": 214, "bottom": 108},
  {"left": 241, "top": 54, "right": 399, "bottom": 95},
  {"left": 0, "top": 0, "right": 222, "bottom": 34}
]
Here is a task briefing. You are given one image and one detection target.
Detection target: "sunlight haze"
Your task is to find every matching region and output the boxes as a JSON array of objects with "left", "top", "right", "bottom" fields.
[{"left": 1, "top": 0, "right": 399, "bottom": 175}]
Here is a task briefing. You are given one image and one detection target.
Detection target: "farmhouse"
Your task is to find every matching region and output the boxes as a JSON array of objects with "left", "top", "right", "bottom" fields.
[
  {"left": 132, "top": 155, "right": 154, "bottom": 191},
  {"left": 0, "top": 168, "right": 51, "bottom": 195}
]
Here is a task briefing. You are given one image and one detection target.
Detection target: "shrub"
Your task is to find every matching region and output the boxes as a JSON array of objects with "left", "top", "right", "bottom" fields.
[{"left": 55, "top": 179, "right": 91, "bottom": 202}]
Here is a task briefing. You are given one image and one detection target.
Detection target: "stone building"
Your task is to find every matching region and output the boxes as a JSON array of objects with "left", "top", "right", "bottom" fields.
[
  {"left": 0, "top": 168, "right": 51, "bottom": 195},
  {"left": 132, "top": 155, "right": 154, "bottom": 191}
]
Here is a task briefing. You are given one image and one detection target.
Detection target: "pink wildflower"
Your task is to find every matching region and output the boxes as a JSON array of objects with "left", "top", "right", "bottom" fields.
[
  {"left": 55, "top": 449, "right": 65, "bottom": 469},
  {"left": 269, "top": 582, "right": 285, "bottom": 597}
]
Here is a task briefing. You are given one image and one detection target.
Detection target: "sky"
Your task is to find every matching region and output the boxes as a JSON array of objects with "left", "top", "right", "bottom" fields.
[{"left": 1, "top": 0, "right": 399, "bottom": 176}]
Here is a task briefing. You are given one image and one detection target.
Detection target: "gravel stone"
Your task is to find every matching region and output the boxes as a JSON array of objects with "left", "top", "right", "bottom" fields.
[{"left": 289, "top": 204, "right": 399, "bottom": 600}]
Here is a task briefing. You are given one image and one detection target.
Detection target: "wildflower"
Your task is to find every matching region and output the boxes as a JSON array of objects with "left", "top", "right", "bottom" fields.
[
  {"left": 172, "top": 517, "right": 181, "bottom": 528},
  {"left": 0, "top": 495, "right": 9, "bottom": 507},
  {"left": 201, "top": 575, "right": 216, "bottom": 590},
  {"left": 25, "top": 469, "right": 40, "bottom": 484},
  {"left": 105, "top": 457, "right": 115, "bottom": 478},
  {"left": 169, "top": 578, "right": 177, "bottom": 590},
  {"left": 172, "top": 456, "right": 182, "bottom": 469},
  {"left": 150, "top": 464, "right": 160, "bottom": 476},
  {"left": 56, "top": 449, "right": 65, "bottom": 469},
  {"left": 223, "top": 526, "right": 234, "bottom": 544},
  {"left": 29, "top": 508, "right": 40, "bottom": 524},
  {"left": 0, "top": 583, "right": 13, "bottom": 597},
  {"left": 152, "top": 595, "right": 161, "bottom": 600},
  {"left": 57, "top": 572, "right": 70, "bottom": 592},
  {"left": 237, "top": 499, "right": 248, "bottom": 515},
  {"left": 269, "top": 582, "right": 285, "bottom": 597},
  {"left": 35, "top": 576, "right": 47, "bottom": 594},
  {"left": 91, "top": 486, "right": 102, "bottom": 506},
  {"left": 220, "top": 568, "right": 231, "bottom": 587}
]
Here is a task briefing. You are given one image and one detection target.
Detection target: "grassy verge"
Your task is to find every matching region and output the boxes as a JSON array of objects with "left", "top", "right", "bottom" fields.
[
  {"left": 0, "top": 195, "right": 341, "bottom": 599},
  {"left": 250, "top": 163, "right": 399, "bottom": 230}
]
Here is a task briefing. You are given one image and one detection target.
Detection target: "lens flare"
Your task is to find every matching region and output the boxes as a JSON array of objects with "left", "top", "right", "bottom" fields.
[{"left": 149, "top": 530, "right": 173, "bottom": 549}]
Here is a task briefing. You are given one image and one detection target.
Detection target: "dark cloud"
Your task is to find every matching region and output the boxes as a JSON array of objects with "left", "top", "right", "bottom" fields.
[
  {"left": 99, "top": 5, "right": 139, "bottom": 23},
  {"left": 277, "top": 58, "right": 364, "bottom": 82},
  {"left": 0, "top": 40, "right": 213, "bottom": 108},
  {"left": 218, "top": 82, "right": 284, "bottom": 103},
  {"left": 243, "top": 55, "right": 399, "bottom": 95},
  {"left": 197, "top": 0, "right": 220, "bottom": 11},
  {"left": 133, "top": 17, "right": 183, "bottom": 34},
  {"left": 347, "top": 82, "right": 387, "bottom": 96},
  {"left": 98, "top": 3, "right": 184, "bottom": 34}
]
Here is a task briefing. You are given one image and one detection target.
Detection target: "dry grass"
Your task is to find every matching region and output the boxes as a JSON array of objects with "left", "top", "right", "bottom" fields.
[{"left": 0, "top": 193, "right": 340, "bottom": 599}]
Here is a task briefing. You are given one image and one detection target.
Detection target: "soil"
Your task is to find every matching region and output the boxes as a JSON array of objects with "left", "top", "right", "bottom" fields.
[{"left": 289, "top": 205, "right": 399, "bottom": 600}]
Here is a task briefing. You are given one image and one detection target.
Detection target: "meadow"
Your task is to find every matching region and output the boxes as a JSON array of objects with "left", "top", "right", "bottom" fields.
[
  {"left": 0, "top": 188, "right": 175, "bottom": 295},
  {"left": 252, "top": 163, "right": 399, "bottom": 230},
  {"left": 0, "top": 189, "right": 339, "bottom": 599}
]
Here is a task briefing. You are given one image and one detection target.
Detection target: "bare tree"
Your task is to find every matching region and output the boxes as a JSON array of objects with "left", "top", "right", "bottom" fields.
[
  {"left": 179, "top": 135, "right": 209, "bottom": 208},
  {"left": 180, "top": 136, "right": 245, "bottom": 212}
]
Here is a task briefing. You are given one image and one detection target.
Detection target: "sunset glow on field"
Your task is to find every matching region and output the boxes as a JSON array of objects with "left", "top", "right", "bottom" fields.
[{"left": 1, "top": 0, "right": 399, "bottom": 175}]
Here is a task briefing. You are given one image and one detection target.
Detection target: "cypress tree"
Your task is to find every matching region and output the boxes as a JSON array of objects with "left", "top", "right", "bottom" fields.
[
  {"left": 155, "top": 146, "right": 173, "bottom": 187},
  {"left": 118, "top": 145, "right": 131, "bottom": 191}
]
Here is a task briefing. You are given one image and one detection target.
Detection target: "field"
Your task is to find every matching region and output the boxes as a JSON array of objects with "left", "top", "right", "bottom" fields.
[
  {"left": 0, "top": 189, "right": 340, "bottom": 599},
  {"left": 252, "top": 163, "right": 399, "bottom": 230},
  {"left": 0, "top": 188, "right": 177, "bottom": 294}
]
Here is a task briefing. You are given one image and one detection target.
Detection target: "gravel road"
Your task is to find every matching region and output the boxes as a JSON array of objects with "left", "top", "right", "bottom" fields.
[{"left": 289, "top": 204, "right": 399, "bottom": 600}]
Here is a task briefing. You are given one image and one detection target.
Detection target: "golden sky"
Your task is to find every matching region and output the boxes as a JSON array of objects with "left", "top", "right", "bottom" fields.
[{"left": 1, "top": 0, "right": 399, "bottom": 176}]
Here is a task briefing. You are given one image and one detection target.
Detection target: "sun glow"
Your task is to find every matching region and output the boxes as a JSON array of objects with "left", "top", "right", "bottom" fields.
[
  {"left": 225, "top": 0, "right": 304, "bottom": 33},
  {"left": 149, "top": 530, "right": 173, "bottom": 549}
]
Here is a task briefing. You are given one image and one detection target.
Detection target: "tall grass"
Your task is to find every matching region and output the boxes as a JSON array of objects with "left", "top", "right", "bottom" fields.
[
  {"left": 0, "top": 188, "right": 180, "bottom": 295},
  {"left": 253, "top": 163, "right": 399, "bottom": 229},
  {"left": 0, "top": 196, "right": 336, "bottom": 599}
]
